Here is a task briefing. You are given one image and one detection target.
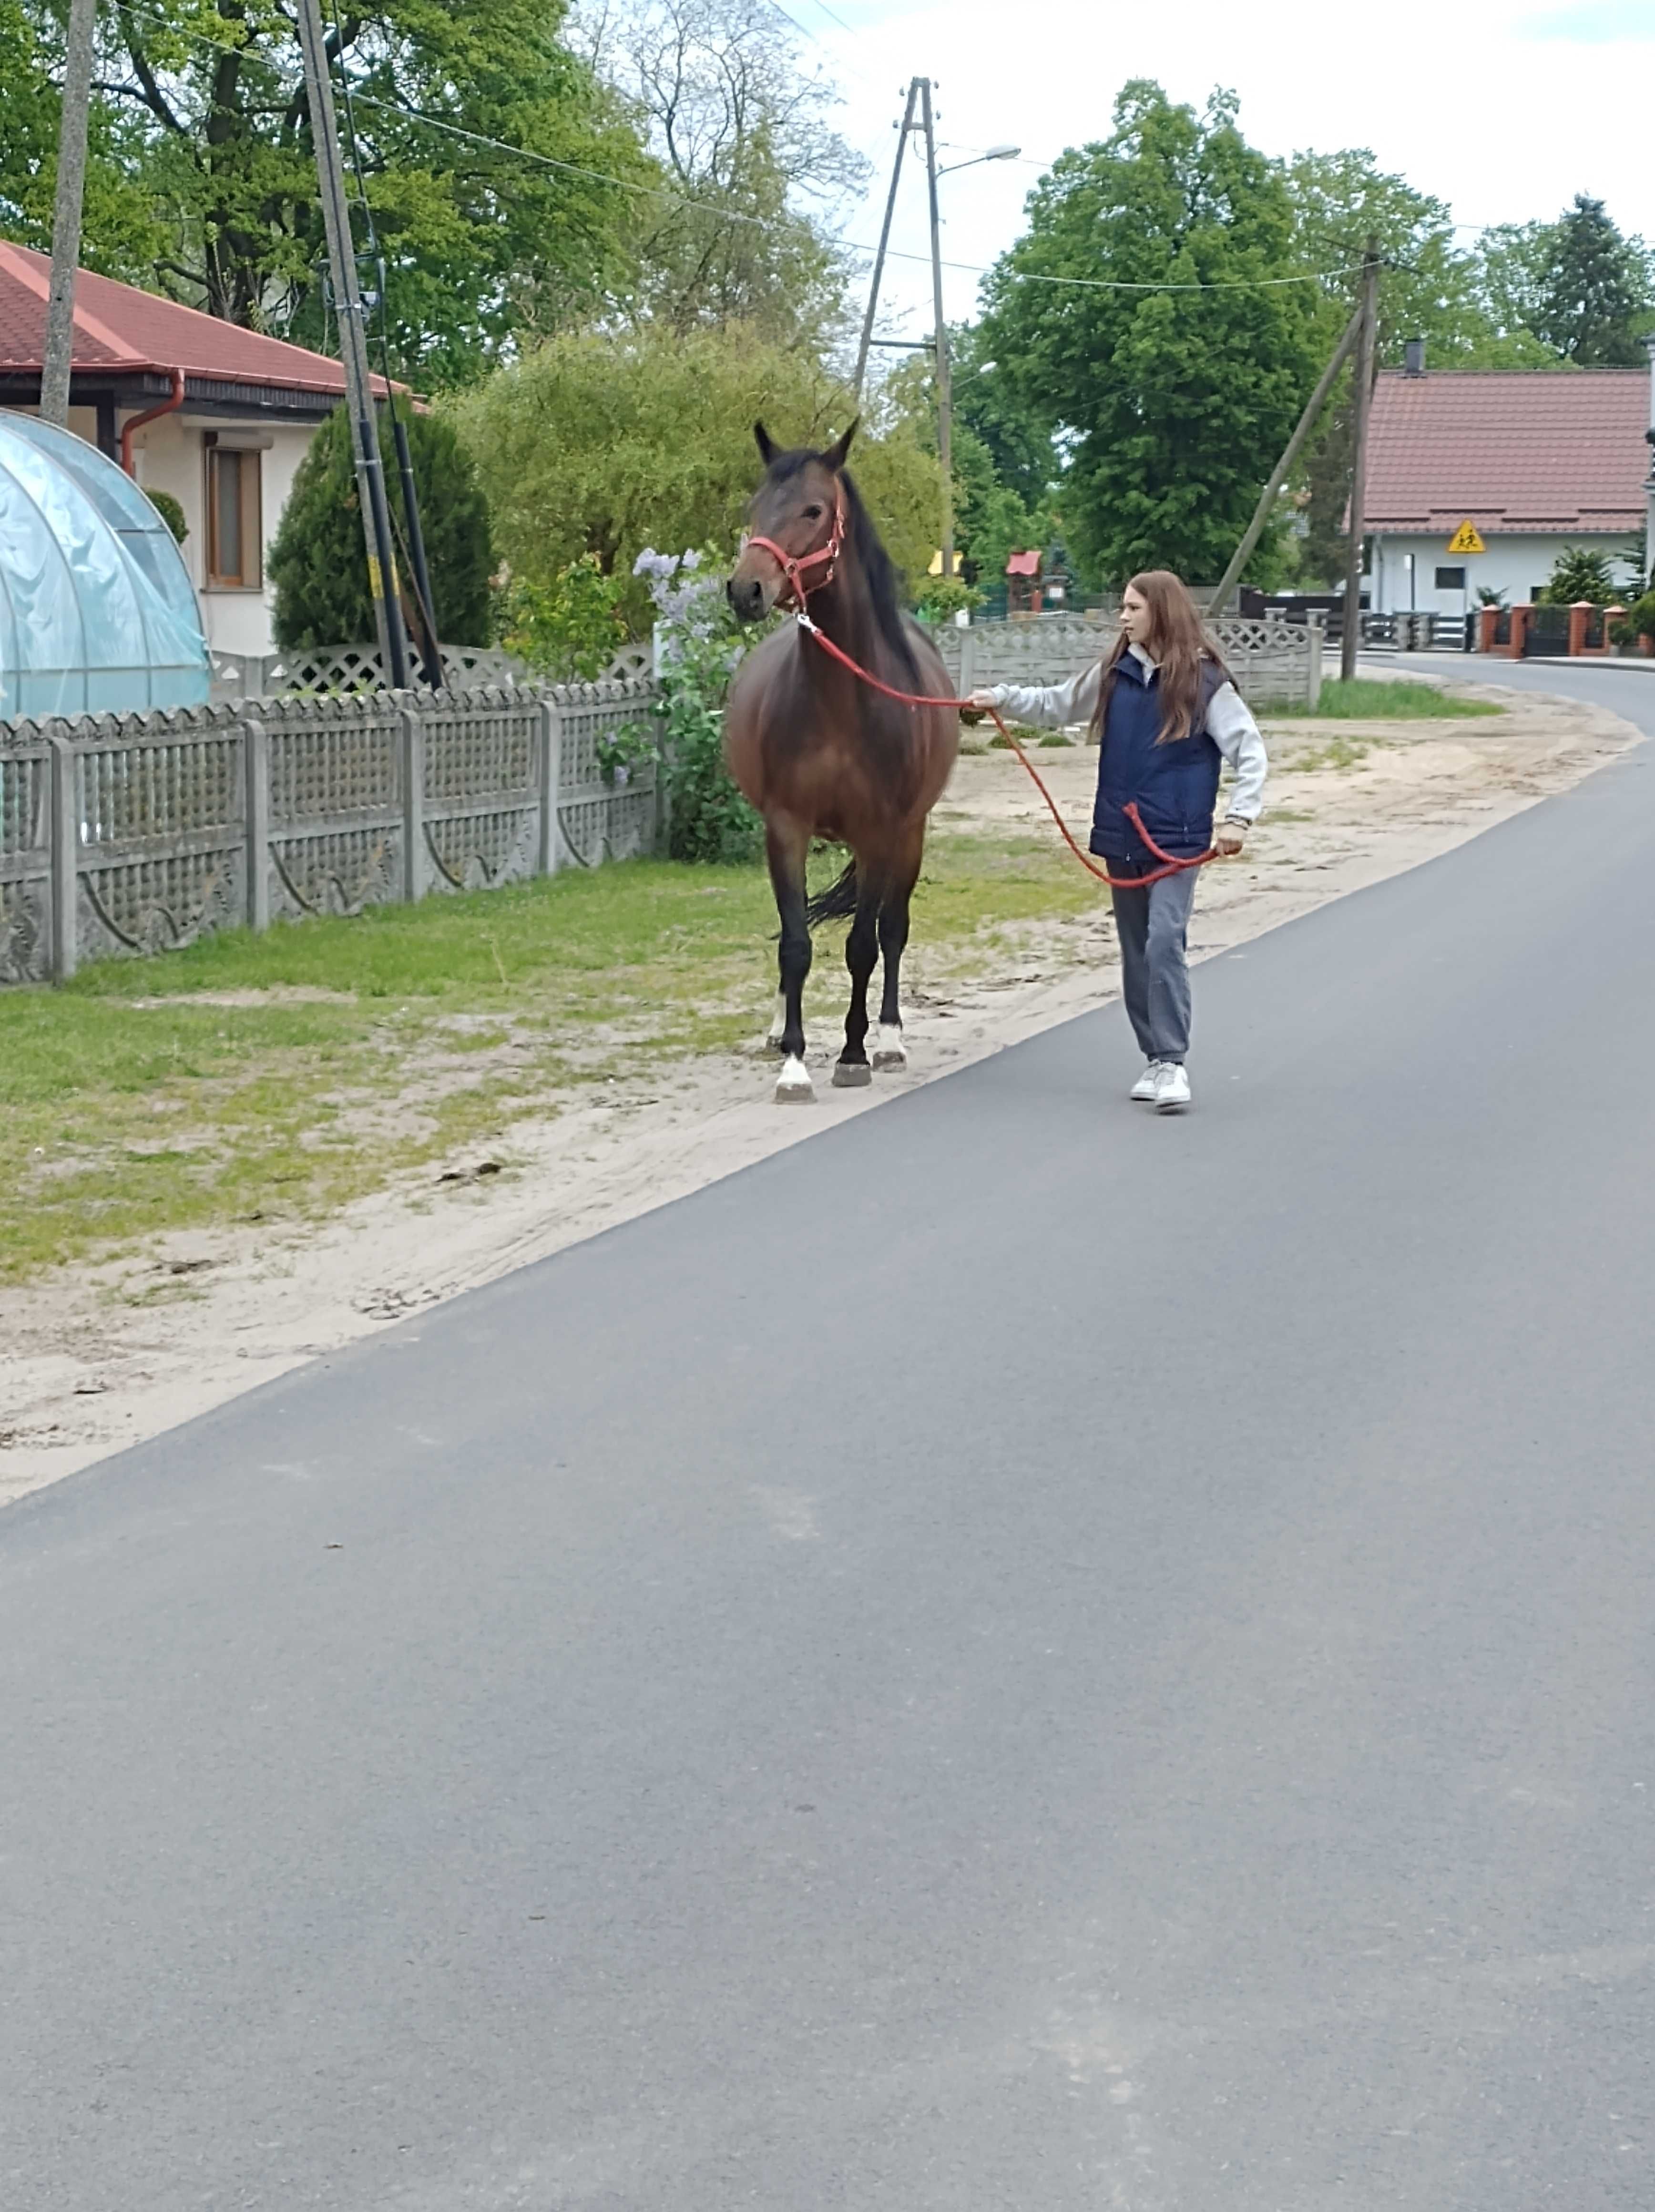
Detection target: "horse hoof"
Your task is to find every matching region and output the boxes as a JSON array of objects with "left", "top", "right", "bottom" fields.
[
  {"left": 832, "top": 1059, "right": 873, "bottom": 1088},
  {"left": 774, "top": 1055, "right": 815, "bottom": 1104},
  {"left": 871, "top": 1025, "right": 907, "bottom": 1071}
]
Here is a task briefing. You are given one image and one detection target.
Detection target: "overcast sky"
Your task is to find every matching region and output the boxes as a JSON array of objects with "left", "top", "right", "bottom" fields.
[{"left": 787, "top": 0, "right": 1653, "bottom": 344}]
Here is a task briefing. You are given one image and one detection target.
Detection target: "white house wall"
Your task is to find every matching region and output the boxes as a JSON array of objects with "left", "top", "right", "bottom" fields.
[
  {"left": 129, "top": 413, "right": 319, "bottom": 657},
  {"left": 1371, "top": 532, "right": 1642, "bottom": 615}
]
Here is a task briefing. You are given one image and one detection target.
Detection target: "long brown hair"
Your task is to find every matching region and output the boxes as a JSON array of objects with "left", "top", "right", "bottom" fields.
[{"left": 1095, "top": 569, "right": 1230, "bottom": 744}]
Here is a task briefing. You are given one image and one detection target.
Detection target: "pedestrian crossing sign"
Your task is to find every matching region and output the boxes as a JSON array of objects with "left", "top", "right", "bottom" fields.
[{"left": 1446, "top": 520, "right": 1486, "bottom": 555}]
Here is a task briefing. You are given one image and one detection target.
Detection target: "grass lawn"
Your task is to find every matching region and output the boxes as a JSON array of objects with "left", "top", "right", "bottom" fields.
[
  {"left": 0, "top": 828, "right": 1100, "bottom": 1284},
  {"left": 1304, "top": 677, "right": 1504, "bottom": 720}
]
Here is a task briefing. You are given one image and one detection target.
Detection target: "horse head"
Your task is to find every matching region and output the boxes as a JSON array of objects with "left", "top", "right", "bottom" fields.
[{"left": 727, "top": 420, "right": 858, "bottom": 625}]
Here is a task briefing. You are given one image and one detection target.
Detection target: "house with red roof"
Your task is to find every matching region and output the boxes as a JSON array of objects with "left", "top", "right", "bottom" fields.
[
  {"left": 0, "top": 241, "right": 393, "bottom": 660},
  {"left": 1363, "top": 350, "right": 1654, "bottom": 619}
]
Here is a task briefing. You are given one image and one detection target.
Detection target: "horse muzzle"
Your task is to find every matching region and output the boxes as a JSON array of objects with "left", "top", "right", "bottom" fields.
[{"left": 726, "top": 570, "right": 773, "bottom": 625}]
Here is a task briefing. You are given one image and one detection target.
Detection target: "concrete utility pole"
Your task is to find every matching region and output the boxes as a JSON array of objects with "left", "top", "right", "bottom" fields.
[
  {"left": 1340, "top": 238, "right": 1380, "bottom": 684},
  {"left": 853, "top": 81, "right": 919, "bottom": 408},
  {"left": 40, "top": 0, "right": 99, "bottom": 428},
  {"left": 919, "top": 78, "right": 954, "bottom": 581},
  {"left": 294, "top": 0, "right": 408, "bottom": 685}
]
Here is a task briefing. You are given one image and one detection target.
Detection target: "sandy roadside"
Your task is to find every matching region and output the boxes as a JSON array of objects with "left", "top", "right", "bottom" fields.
[{"left": 0, "top": 678, "right": 1637, "bottom": 1507}]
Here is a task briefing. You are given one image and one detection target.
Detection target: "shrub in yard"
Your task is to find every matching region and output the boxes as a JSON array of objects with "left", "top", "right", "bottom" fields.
[
  {"left": 914, "top": 574, "right": 982, "bottom": 625},
  {"left": 1538, "top": 545, "right": 1618, "bottom": 605},
  {"left": 498, "top": 553, "right": 630, "bottom": 680},
  {"left": 635, "top": 549, "right": 766, "bottom": 865},
  {"left": 144, "top": 488, "right": 187, "bottom": 544},
  {"left": 269, "top": 404, "right": 494, "bottom": 649},
  {"left": 1611, "top": 590, "right": 1655, "bottom": 648}
]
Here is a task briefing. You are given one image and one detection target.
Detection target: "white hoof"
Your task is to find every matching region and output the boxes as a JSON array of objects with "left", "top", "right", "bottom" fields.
[
  {"left": 871, "top": 1023, "right": 907, "bottom": 1071},
  {"left": 766, "top": 992, "right": 787, "bottom": 1047},
  {"left": 773, "top": 1054, "right": 815, "bottom": 1104},
  {"left": 832, "top": 1059, "right": 872, "bottom": 1088}
]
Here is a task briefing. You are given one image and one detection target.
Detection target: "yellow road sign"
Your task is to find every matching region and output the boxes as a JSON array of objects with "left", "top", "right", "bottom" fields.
[{"left": 1446, "top": 520, "right": 1485, "bottom": 555}]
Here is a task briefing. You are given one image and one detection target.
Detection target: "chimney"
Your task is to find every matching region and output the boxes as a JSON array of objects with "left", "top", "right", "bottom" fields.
[{"left": 1403, "top": 338, "right": 1426, "bottom": 377}]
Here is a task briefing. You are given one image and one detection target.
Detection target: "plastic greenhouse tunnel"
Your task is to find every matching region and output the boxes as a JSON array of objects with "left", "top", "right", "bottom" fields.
[{"left": 0, "top": 412, "right": 210, "bottom": 720}]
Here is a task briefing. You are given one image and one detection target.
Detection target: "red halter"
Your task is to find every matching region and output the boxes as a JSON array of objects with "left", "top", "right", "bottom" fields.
[{"left": 743, "top": 483, "right": 847, "bottom": 609}]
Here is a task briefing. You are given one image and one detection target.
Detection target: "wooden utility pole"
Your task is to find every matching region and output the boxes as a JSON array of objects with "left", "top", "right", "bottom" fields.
[
  {"left": 852, "top": 81, "right": 919, "bottom": 407},
  {"left": 1340, "top": 239, "right": 1380, "bottom": 683},
  {"left": 40, "top": 0, "right": 99, "bottom": 429},
  {"left": 919, "top": 78, "right": 954, "bottom": 581},
  {"left": 294, "top": 0, "right": 408, "bottom": 686},
  {"left": 1208, "top": 297, "right": 1367, "bottom": 617}
]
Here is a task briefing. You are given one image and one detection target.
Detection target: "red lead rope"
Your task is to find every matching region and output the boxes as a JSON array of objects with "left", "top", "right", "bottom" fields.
[{"left": 793, "top": 612, "right": 1216, "bottom": 891}]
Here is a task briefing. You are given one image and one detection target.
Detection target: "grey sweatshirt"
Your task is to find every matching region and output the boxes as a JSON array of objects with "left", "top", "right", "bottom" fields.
[{"left": 986, "top": 645, "right": 1269, "bottom": 824}]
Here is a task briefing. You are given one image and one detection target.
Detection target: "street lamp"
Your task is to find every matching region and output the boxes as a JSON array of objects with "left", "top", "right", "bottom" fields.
[{"left": 936, "top": 145, "right": 1021, "bottom": 177}]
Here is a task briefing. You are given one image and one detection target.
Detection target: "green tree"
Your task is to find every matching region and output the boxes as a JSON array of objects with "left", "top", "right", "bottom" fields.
[
  {"left": 1539, "top": 545, "right": 1619, "bottom": 605},
  {"left": 268, "top": 403, "right": 494, "bottom": 648},
  {"left": 0, "top": 0, "right": 165, "bottom": 276},
  {"left": 1479, "top": 196, "right": 1655, "bottom": 365},
  {"left": 35, "top": 0, "right": 647, "bottom": 385},
  {"left": 976, "top": 83, "right": 1322, "bottom": 586},
  {"left": 574, "top": 0, "right": 864, "bottom": 348},
  {"left": 1283, "top": 148, "right": 1557, "bottom": 587},
  {"left": 450, "top": 321, "right": 940, "bottom": 620}
]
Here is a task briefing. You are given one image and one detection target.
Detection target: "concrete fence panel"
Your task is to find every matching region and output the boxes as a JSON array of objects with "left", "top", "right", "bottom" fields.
[{"left": 0, "top": 666, "right": 664, "bottom": 987}]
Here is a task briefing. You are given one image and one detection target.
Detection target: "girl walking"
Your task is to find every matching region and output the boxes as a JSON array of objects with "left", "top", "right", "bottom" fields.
[{"left": 969, "top": 569, "right": 1267, "bottom": 1113}]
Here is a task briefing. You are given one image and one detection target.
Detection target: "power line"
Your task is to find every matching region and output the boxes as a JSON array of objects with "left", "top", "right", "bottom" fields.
[{"left": 111, "top": 4, "right": 1370, "bottom": 297}]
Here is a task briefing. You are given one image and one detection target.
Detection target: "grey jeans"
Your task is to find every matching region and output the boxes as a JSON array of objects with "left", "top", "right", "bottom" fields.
[{"left": 1109, "top": 860, "right": 1199, "bottom": 1064}]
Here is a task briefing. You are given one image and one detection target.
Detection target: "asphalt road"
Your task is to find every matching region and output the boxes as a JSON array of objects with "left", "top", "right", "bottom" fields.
[{"left": 5, "top": 661, "right": 1655, "bottom": 2210}]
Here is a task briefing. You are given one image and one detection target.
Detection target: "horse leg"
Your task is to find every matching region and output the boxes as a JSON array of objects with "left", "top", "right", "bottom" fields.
[
  {"left": 767, "top": 819, "right": 814, "bottom": 1103},
  {"left": 832, "top": 868, "right": 882, "bottom": 1089},
  {"left": 872, "top": 834, "right": 922, "bottom": 1072}
]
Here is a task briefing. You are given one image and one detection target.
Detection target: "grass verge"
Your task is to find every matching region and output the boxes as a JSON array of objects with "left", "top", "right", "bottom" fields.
[
  {"left": 0, "top": 829, "right": 1100, "bottom": 1284},
  {"left": 1304, "top": 677, "right": 1503, "bottom": 720}
]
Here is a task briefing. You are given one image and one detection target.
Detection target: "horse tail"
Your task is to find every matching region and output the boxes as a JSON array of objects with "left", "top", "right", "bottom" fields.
[{"left": 805, "top": 860, "right": 859, "bottom": 928}]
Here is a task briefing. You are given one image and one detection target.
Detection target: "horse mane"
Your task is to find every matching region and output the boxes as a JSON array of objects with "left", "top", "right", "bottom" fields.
[{"left": 770, "top": 447, "right": 919, "bottom": 683}]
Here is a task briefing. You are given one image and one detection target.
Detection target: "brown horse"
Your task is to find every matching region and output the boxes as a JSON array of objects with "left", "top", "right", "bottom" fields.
[{"left": 724, "top": 422, "right": 959, "bottom": 1103}]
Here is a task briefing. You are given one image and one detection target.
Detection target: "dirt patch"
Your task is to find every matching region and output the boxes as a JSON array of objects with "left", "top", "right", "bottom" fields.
[{"left": 0, "top": 681, "right": 1637, "bottom": 1507}]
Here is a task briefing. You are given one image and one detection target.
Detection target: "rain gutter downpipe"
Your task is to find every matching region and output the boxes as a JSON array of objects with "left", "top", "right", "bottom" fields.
[{"left": 119, "top": 367, "right": 186, "bottom": 476}]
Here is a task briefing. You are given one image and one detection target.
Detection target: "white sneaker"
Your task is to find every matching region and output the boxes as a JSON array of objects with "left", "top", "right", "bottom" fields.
[
  {"left": 1129, "top": 1061, "right": 1164, "bottom": 1103},
  {"left": 1153, "top": 1062, "right": 1191, "bottom": 1113}
]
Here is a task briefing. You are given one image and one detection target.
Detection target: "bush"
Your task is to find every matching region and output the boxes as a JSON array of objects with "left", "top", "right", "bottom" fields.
[
  {"left": 144, "top": 488, "right": 187, "bottom": 545},
  {"left": 1538, "top": 546, "right": 1618, "bottom": 605},
  {"left": 1614, "top": 590, "right": 1655, "bottom": 645},
  {"left": 269, "top": 404, "right": 494, "bottom": 650},
  {"left": 449, "top": 323, "right": 941, "bottom": 630},
  {"left": 914, "top": 574, "right": 982, "bottom": 624},
  {"left": 498, "top": 554, "right": 629, "bottom": 680},
  {"left": 635, "top": 550, "right": 765, "bottom": 865}
]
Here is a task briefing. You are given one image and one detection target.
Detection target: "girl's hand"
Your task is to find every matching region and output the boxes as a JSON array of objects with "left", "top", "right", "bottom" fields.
[{"left": 1213, "top": 820, "right": 1246, "bottom": 858}]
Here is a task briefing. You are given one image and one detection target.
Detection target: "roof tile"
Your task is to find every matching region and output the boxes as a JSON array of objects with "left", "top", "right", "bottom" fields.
[{"left": 1366, "top": 369, "right": 1648, "bottom": 536}]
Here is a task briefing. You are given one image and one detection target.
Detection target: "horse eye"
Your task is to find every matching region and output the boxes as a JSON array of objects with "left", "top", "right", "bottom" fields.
[{"left": 802, "top": 505, "right": 823, "bottom": 521}]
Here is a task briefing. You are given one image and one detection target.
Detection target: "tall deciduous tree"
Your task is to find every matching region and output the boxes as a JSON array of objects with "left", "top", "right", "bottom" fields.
[
  {"left": 1284, "top": 149, "right": 1555, "bottom": 586},
  {"left": 1480, "top": 195, "right": 1654, "bottom": 366},
  {"left": 24, "top": 0, "right": 647, "bottom": 384},
  {"left": 573, "top": 0, "right": 865, "bottom": 348},
  {"left": 976, "top": 83, "right": 1322, "bottom": 586},
  {"left": 450, "top": 321, "right": 940, "bottom": 613}
]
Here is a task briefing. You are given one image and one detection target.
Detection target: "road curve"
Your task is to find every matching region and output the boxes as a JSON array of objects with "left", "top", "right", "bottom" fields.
[{"left": 3, "top": 661, "right": 1654, "bottom": 2210}]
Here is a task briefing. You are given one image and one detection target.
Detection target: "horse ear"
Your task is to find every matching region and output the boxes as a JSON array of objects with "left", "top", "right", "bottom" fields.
[
  {"left": 822, "top": 418, "right": 858, "bottom": 473},
  {"left": 754, "top": 421, "right": 777, "bottom": 466}
]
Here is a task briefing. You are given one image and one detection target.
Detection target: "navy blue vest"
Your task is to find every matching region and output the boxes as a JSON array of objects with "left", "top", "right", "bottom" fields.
[{"left": 1089, "top": 654, "right": 1226, "bottom": 862}]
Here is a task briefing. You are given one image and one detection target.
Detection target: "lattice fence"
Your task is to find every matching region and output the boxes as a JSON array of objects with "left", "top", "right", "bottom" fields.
[
  {"left": 935, "top": 614, "right": 1324, "bottom": 712},
  {"left": 0, "top": 675, "right": 663, "bottom": 985},
  {"left": 210, "top": 641, "right": 531, "bottom": 703}
]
